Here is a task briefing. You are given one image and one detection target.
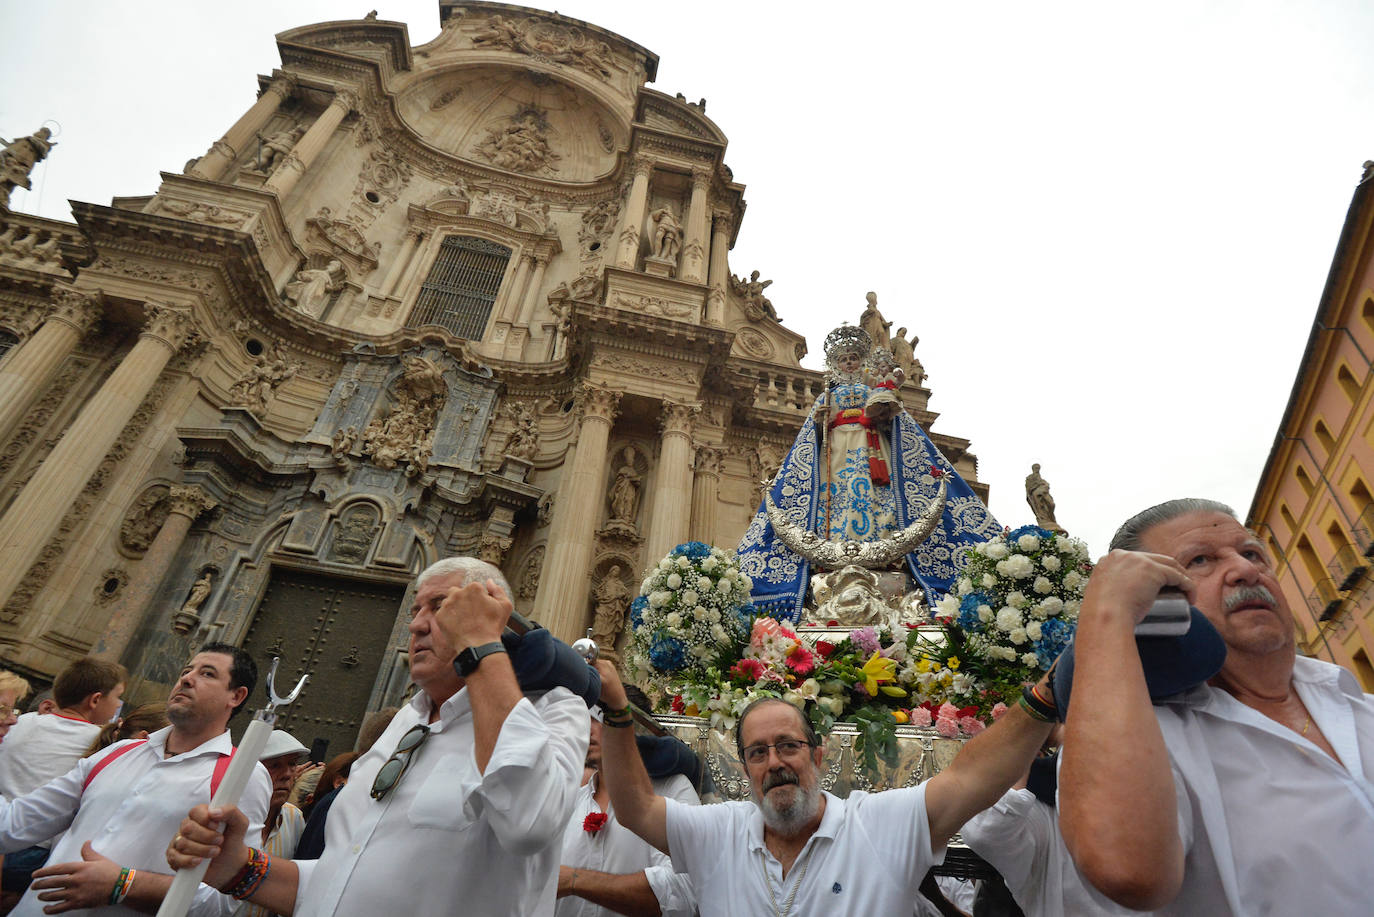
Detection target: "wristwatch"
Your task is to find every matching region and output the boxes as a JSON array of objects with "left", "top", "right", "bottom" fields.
[{"left": 454, "top": 641, "right": 507, "bottom": 677}]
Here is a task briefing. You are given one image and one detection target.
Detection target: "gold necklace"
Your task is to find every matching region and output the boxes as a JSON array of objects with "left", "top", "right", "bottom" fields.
[{"left": 1301, "top": 714, "right": 1312, "bottom": 736}]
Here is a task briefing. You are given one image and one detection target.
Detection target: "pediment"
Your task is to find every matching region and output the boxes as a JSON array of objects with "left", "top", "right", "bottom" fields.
[{"left": 637, "top": 93, "right": 726, "bottom": 145}]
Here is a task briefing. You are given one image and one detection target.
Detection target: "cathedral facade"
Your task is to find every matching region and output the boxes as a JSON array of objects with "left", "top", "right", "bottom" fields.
[{"left": 0, "top": 2, "right": 987, "bottom": 752}]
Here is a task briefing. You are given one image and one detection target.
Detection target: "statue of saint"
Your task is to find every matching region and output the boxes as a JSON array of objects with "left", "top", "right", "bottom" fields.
[
  {"left": 0, "top": 127, "right": 55, "bottom": 208},
  {"left": 284, "top": 260, "right": 345, "bottom": 318},
  {"left": 736, "top": 321, "right": 1001, "bottom": 621},
  {"left": 591, "top": 566, "right": 631, "bottom": 651},
  {"left": 648, "top": 207, "right": 682, "bottom": 261},
  {"left": 255, "top": 126, "right": 303, "bottom": 172},
  {"left": 1025, "top": 463, "right": 1065, "bottom": 533},
  {"left": 181, "top": 572, "right": 213, "bottom": 614},
  {"left": 858, "top": 291, "right": 891, "bottom": 351},
  {"left": 607, "top": 447, "right": 641, "bottom": 526}
]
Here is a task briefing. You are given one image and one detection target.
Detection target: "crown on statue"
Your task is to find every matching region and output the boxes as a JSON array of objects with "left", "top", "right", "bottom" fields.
[{"left": 823, "top": 324, "right": 872, "bottom": 361}]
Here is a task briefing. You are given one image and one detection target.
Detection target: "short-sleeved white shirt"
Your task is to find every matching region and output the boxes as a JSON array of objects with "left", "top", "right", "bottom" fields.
[
  {"left": 0, "top": 713, "right": 101, "bottom": 799},
  {"left": 665, "top": 786, "right": 944, "bottom": 917}
]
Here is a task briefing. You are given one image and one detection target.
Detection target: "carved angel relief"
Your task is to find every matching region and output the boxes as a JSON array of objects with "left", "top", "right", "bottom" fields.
[
  {"left": 361, "top": 355, "right": 447, "bottom": 476},
  {"left": 472, "top": 107, "right": 561, "bottom": 175}
]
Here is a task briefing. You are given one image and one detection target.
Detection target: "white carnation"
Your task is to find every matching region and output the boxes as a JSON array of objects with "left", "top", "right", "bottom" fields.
[
  {"left": 676, "top": 556, "right": 691, "bottom": 569},
  {"left": 716, "top": 578, "right": 732, "bottom": 593},
  {"left": 666, "top": 573, "right": 683, "bottom": 589},
  {"left": 1009, "top": 627, "right": 1027, "bottom": 645},
  {"left": 701, "top": 556, "right": 719, "bottom": 572},
  {"left": 692, "top": 605, "right": 711, "bottom": 621},
  {"left": 740, "top": 575, "right": 753, "bottom": 591},
  {"left": 1017, "top": 534, "right": 1041, "bottom": 552},
  {"left": 641, "top": 578, "right": 653, "bottom": 593},
  {"left": 1039, "top": 596, "right": 1064, "bottom": 616},
  {"left": 649, "top": 591, "right": 671, "bottom": 608},
  {"left": 981, "top": 573, "right": 997, "bottom": 589},
  {"left": 957, "top": 577, "right": 973, "bottom": 596},
  {"left": 697, "top": 576, "right": 712, "bottom": 591},
  {"left": 1063, "top": 571, "right": 1083, "bottom": 590},
  {"left": 710, "top": 623, "right": 729, "bottom": 644},
  {"left": 1025, "top": 620, "right": 1043, "bottom": 641},
  {"left": 995, "top": 607, "right": 1022, "bottom": 633},
  {"left": 681, "top": 589, "right": 699, "bottom": 605},
  {"left": 985, "top": 541, "right": 1010, "bottom": 560},
  {"left": 978, "top": 604, "right": 993, "bottom": 623},
  {"left": 1033, "top": 575, "right": 1053, "bottom": 595},
  {"left": 1021, "top": 652, "right": 1040, "bottom": 667},
  {"left": 1041, "top": 555, "right": 1061, "bottom": 572},
  {"left": 1006, "top": 591, "right": 1028, "bottom": 609}
]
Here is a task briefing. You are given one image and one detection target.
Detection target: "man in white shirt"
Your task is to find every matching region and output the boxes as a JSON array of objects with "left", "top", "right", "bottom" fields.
[
  {"left": 556, "top": 711, "right": 699, "bottom": 917},
  {"left": 591, "top": 660, "right": 1054, "bottom": 917},
  {"left": 0, "top": 643, "right": 270, "bottom": 915},
  {"left": 1057, "top": 498, "right": 1374, "bottom": 915},
  {"left": 169, "top": 557, "right": 589, "bottom": 917}
]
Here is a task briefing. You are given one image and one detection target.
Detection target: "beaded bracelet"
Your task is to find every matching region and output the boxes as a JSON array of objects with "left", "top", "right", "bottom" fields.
[
  {"left": 109, "top": 867, "right": 136, "bottom": 906},
  {"left": 226, "top": 848, "right": 272, "bottom": 900},
  {"left": 603, "top": 714, "right": 634, "bottom": 729}
]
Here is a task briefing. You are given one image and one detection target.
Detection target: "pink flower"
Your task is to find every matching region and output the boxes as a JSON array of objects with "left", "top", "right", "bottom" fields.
[
  {"left": 786, "top": 645, "right": 815, "bottom": 676},
  {"left": 937, "top": 702, "right": 960, "bottom": 721},
  {"left": 731, "top": 658, "right": 765, "bottom": 680},
  {"left": 909, "top": 706, "right": 933, "bottom": 727},
  {"left": 851, "top": 627, "right": 880, "bottom": 656},
  {"left": 935, "top": 716, "right": 961, "bottom": 738},
  {"left": 958, "top": 716, "right": 986, "bottom": 736},
  {"left": 991, "top": 702, "right": 1009, "bottom": 720}
]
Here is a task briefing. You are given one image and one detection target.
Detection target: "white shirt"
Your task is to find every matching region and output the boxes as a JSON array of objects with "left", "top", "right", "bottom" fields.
[
  {"left": 295, "top": 686, "right": 589, "bottom": 917},
  {"left": 1150, "top": 655, "right": 1374, "bottom": 916},
  {"left": 962, "top": 788, "right": 1133, "bottom": 917},
  {"left": 556, "top": 772, "right": 699, "bottom": 917},
  {"left": 0, "top": 713, "right": 102, "bottom": 799},
  {"left": 665, "top": 786, "right": 945, "bottom": 917},
  {"left": 0, "top": 726, "right": 271, "bottom": 917}
]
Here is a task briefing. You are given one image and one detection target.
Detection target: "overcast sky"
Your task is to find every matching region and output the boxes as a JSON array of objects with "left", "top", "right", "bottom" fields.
[{"left": 4, "top": 1, "right": 1372, "bottom": 557}]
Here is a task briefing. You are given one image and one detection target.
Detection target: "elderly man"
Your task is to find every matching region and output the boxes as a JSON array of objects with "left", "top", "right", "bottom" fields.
[
  {"left": 170, "top": 557, "right": 589, "bottom": 917},
  {"left": 0, "top": 644, "right": 269, "bottom": 915},
  {"left": 592, "top": 660, "right": 1053, "bottom": 916},
  {"left": 1057, "top": 498, "right": 1374, "bottom": 914},
  {"left": 234, "top": 731, "right": 310, "bottom": 917}
]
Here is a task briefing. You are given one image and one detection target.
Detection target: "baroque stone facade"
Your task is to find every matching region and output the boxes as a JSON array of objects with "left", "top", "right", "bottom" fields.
[{"left": 0, "top": 3, "right": 990, "bottom": 729}]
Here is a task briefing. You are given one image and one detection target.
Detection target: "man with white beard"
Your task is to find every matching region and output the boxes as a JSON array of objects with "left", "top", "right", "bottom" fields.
[{"left": 592, "top": 661, "right": 1055, "bottom": 917}]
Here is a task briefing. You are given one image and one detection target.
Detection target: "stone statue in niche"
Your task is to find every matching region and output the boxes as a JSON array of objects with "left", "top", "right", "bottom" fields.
[
  {"left": 858, "top": 291, "right": 891, "bottom": 351},
  {"left": 284, "top": 260, "right": 345, "bottom": 319},
  {"left": 607, "top": 446, "right": 642, "bottom": 530},
  {"left": 331, "top": 425, "right": 359, "bottom": 462},
  {"left": 1025, "top": 463, "right": 1065, "bottom": 533},
  {"left": 591, "top": 565, "right": 631, "bottom": 656},
  {"left": 890, "top": 326, "right": 923, "bottom": 387},
  {"left": 362, "top": 355, "right": 447, "bottom": 473},
  {"left": 749, "top": 439, "right": 786, "bottom": 506},
  {"left": 172, "top": 571, "right": 214, "bottom": 635},
  {"left": 119, "top": 486, "right": 171, "bottom": 555},
  {"left": 0, "top": 127, "right": 55, "bottom": 208},
  {"left": 730, "top": 270, "right": 776, "bottom": 321},
  {"left": 255, "top": 126, "right": 304, "bottom": 172},
  {"left": 474, "top": 109, "right": 561, "bottom": 175},
  {"left": 330, "top": 505, "right": 381, "bottom": 564},
  {"left": 648, "top": 207, "right": 682, "bottom": 261},
  {"left": 501, "top": 400, "right": 539, "bottom": 460},
  {"left": 228, "top": 343, "right": 300, "bottom": 418}
]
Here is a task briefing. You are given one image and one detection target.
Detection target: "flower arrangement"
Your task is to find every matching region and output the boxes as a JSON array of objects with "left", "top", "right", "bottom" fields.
[
  {"left": 630, "top": 529, "right": 1092, "bottom": 770},
  {"left": 627, "top": 542, "right": 754, "bottom": 680}
]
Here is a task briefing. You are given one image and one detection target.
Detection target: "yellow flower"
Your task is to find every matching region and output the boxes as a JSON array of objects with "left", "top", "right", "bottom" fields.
[
  {"left": 947, "top": 656, "right": 961, "bottom": 671},
  {"left": 860, "top": 652, "right": 898, "bottom": 697},
  {"left": 684, "top": 703, "right": 699, "bottom": 717},
  {"left": 892, "top": 709, "right": 910, "bottom": 724},
  {"left": 915, "top": 659, "right": 932, "bottom": 674}
]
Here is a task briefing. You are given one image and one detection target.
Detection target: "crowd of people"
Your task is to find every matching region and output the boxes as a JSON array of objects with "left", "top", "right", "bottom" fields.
[{"left": 0, "top": 498, "right": 1368, "bottom": 915}]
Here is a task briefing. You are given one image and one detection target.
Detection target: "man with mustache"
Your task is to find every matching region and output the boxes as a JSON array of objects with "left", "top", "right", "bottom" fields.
[
  {"left": 591, "top": 660, "right": 1055, "bottom": 916},
  {"left": 1057, "top": 499, "right": 1374, "bottom": 915}
]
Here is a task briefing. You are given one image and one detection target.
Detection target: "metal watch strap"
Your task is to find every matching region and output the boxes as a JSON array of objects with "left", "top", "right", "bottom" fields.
[{"left": 455, "top": 641, "right": 507, "bottom": 676}]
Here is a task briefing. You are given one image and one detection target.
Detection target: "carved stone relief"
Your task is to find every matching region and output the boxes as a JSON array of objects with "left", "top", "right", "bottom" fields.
[
  {"left": 119, "top": 485, "right": 172, "bottom": 555},
  {"left": 590, "top": 352, "right": 696, "bottom": 384},
  {"left": 465, "top": 14, "right": 618, "bottom": 80},
  {"left": 362, "top": 355, "right": 447, "bottom": 476},
  {"left": 611, "top": 292, "right": 695, "bottom": 321},
  {"left": 305, "top": 207, "right": 381, "bottom": 276},
  {"left": 749, "top": 438, "right": 787, "bottom": 506},
  {"left": 517, "top": 544, "right": 546, "bottom": 601},
  {"left": 155, "top": 198, "right": 250, "bottom": 228},
  {"left": 472, "top": 106, "right": 561, "bottom": 175},
  {"left": 329, "top": 503, "right": 382, "bottom": 564},
  {"left": 590, "top": 563, "right": 631, "bottom": 659},
  {"left": 227, "top": 343, "right": 301, "bottom": 417},
  {"left": 92, "top": 568, "right": 129, "bottom": 606},
  {"left": 604, "top": 444, "right": 642, "bottom": 537},
  {"left": 730, "top": 270, "right": 776, "bottom": 321},
  {"left": 348, "top": 148, "right": 413, "bottom": 229},
  {"left": 734, "top": 327, "right": 776, "bottom": 360},
  {"left": 500, "top": 398, "right": 540, "bottom": 460}
]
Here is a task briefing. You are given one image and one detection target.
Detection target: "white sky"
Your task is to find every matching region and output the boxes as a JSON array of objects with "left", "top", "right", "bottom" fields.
[{"left": 4, "top": 1, "right": 1372, "bottom": 557}]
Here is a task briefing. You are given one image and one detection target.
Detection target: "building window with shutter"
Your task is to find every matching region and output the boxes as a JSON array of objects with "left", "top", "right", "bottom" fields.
[{"left": 408, "top": 235, "right": 512, "bottom": 340}]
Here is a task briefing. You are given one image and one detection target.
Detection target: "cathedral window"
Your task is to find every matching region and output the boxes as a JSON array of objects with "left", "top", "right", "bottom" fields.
[{"left": 408, "top": 235, "right": 512, "bottom": 340}]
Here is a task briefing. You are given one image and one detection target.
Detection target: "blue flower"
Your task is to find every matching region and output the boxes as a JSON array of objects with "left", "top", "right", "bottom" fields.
[
  {"left": 672, "top": 541, "right": 712, "bottom": 559},
  {"left": 957, "top": 592, "right": 990, "bottom": 632},
  {"left": 630, "top": 595, "right": 648, "bottom": 630},
  {"left": 649, "top": 636, "right": 687, "bottom": 672},
  {"left": 1008, "top": 524, "right": 1054, "bottom": 543},
  {"left": 1034, "top": 617, "right": 1074, "bottom": 669}
]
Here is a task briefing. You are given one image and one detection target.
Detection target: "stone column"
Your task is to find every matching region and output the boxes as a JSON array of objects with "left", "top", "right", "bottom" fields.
[
  {"left": 613, "top": 156, "right": 654, "bottom": 269},
  {"left": 533, "top": 383, "right": 621, "bottom": 640},
  {"left": 689, "top": 445, "right": 724, "bottom": 544},
  {"left": 264, "top": 90, "right": 355, "bottom": 199},
  {"left": 644, "top": 401, "right": 701, "bottom": 564},
  {"left": 190, "top": 73, "right": 297, "bottom": 182},
  {"left": 0, "top": 288, "right": 101, "bottom": 443},
  {"left": 493, "top": 253, "right": 532, "bottom": 324},
  {"left": 705, "top": 211, "right": 732, "bottom": 326},
  {"left": 381, "top": 229, "right": 421, "bottom": 296},
  {"left": 0, "top": 303, "right": 196, "bottom": 609},
  {"left": 680, "top": 167, "right": 711, "bottom": 284},
  {"left": 92, "top": 485, "right": 218, "bottom": 663},
  {"left": 514, "top": 254, "right": 550, "bottom": 327}
]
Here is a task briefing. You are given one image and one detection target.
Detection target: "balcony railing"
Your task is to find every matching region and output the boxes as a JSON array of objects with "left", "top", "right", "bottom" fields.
[
  {"left": 1356, "top": 503, "right": 1374, "bottom": 558},
  {"left": 1307, "top": 578, "right": 1343, "bottom": 622},
  {"left": 1327, "top": 544, "right": 1370, "bottom": 592}
]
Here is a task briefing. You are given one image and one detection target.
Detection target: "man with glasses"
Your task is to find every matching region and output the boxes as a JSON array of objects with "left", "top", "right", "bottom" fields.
[
  {"left": 168, "top": 557, "right": 590, "bottom": 917},
  {"left": 591, "top": 661, "right": 1055, "bottom": 917}
]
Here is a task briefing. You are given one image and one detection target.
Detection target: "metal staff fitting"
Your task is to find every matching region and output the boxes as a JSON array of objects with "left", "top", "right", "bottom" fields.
[
  {"left": 570, "top": 627, "right": 666, "bottom": 737},
  {"left": 156, "top": 658, "right": 308, "bottom": 917}
]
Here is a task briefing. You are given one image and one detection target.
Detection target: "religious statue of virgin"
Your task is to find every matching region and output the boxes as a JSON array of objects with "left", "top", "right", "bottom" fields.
[{"left": 736, "top": 322, "right": 1001, "bottom": 622}]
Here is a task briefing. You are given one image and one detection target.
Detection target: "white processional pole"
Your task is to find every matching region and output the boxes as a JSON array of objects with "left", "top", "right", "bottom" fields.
[{"left": 155, "top": 657, "right": 308, "bottom": 917}]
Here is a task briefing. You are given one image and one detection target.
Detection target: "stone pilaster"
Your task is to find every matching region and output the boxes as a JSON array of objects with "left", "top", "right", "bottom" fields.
[
  {"left": 0, "top": 287, "right": 102, "bottom": 443},
  {"left": 515, "top": 254, "right": 550, "bottom": 329},
  {"left": 190, "top": 72, "right": 297, "bottom": 181},
  {"left": 706, "top": 211, "right": 732, "bottom": 326},
  {"left": 92, "top": 485, "right": 218, "bottom": 662},
  {"left": 680, "top": 167, "right": 711, "bottom": 284},
  {"left": 689, "top": 444, "right": 724, "bottom": 544},
  {"left": 533, "top": 383, "right": 621, "bottom": 639},
  {"left": 644, "top": 400, "right": 701, "bottom": 564},
  {"left": 381, "top": 229, "right": 421, "bottom": 297},
  {"left": 264, "top": 89, "right": 355, "bottom": 198},
  {"left": 0, "top": 302, "right": 196, "bottom": 610},
  {"left": 613, "top": 156, "right": 654, "bottom": 269}
]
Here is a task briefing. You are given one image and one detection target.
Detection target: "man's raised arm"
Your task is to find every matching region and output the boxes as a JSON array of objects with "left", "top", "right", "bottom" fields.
[
  {"left": 1058, "top": 550, "right": 1188, "bottom": 910},
  {"left": 592, "top": 661, "right": 668, "bottom": 854}
]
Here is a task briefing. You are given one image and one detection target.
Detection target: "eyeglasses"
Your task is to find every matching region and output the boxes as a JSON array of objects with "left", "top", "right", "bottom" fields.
[
  {"left": 370, "top": 724, "right": 431, "bottom": 800},
  {"left": 742, "top": 739, "right": 814, "bottom": 766}
]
